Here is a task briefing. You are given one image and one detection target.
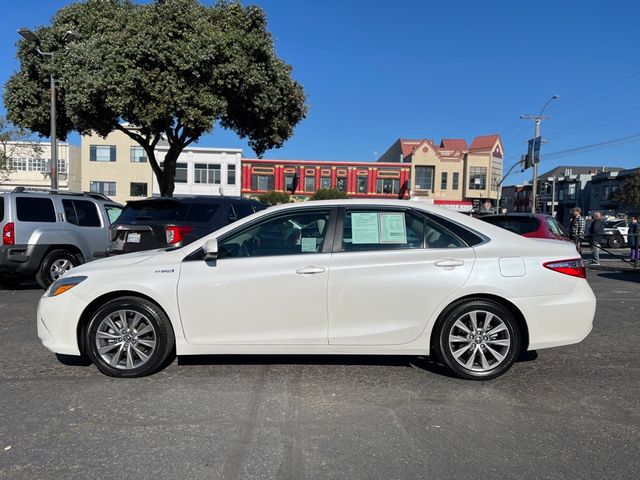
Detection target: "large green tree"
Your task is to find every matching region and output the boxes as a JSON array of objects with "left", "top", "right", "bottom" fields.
[
  {"left": 4, "top": 0, "right": 307, "bottom": 197},
  {"left": 614, "top": 171, "right": 640, "bottom": 214}
]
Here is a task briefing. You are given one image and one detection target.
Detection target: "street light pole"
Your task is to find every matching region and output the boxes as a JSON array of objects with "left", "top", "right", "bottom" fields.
[
  {"left": 521, "top": 95, "right": 559, "bottom": 213},
  {"left": 18, "top": 28, "right": 81, "bottom": 191}
]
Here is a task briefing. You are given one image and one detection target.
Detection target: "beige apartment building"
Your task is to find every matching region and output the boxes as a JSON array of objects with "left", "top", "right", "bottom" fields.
[
  {"left": 378, "top": 134, "right": 504, "bottom": 207},
  {"left": 72, "top": 126, "right": 243, "bottom": 204},
  {"left": 0, "top": 141, "right": 79, "bottom": 191},
  {"left": 70, "top": 128, "right": 155, "bottom": 204}
]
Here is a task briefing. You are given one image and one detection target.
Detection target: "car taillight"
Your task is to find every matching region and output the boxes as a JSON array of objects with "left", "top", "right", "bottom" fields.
[
  {"left": 166, "top": 225, "right": 192, "bottom": 244},
  {"left": 543, "top": 259, "right": 586, "bottom": 278},
  {"left": 3, "top": 222, "right": 15, "bottom": 246}
]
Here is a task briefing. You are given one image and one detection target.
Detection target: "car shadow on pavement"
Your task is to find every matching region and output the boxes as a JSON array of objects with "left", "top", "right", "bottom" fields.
[
  {"left": 0, "top": 280, "right": 42, "bottom": 291},
  {"left": 595, "top": 271, "right": 640, "bottom": 283}
]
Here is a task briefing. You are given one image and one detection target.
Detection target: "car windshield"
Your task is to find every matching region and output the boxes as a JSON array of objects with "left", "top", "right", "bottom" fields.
[
  {"left": 481, "top": 216, "right": 539, "bottom": 235},
  {"left": 604, "top": 220, "right": 626, "bottom": 228},
  {"left": 116, "top": 200, "right": 219, "bottom": 223}
]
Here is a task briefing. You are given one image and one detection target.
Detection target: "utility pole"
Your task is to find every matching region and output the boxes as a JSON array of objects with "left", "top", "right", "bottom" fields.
[{"left": 521, "top": 95, "right": 559, "bottom": 213}]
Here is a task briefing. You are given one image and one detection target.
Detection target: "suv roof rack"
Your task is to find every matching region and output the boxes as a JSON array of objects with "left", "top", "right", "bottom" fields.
[{"left": 11, "top": 186, "right": 112, "bottom": 202}]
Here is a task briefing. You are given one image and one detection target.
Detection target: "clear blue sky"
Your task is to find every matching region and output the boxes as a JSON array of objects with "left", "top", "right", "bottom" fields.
[{"left": 1, "top": 0, "right": 639, "bottom": 185}]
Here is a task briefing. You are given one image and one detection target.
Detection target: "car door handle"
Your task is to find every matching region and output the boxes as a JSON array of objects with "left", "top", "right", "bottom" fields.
[
  {"left": 295, "top": 265, "right": 326, "bottom": 275},
  {"left": 435, "top": 259, "right": 465, "bottom": 268}
]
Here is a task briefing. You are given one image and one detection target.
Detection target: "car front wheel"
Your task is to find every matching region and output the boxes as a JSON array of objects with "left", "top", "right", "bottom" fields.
[
  {"left": 436, "top": 300, "right": 521, "bottom": 380},
  {"left": 86, "top": 296, "right": 175, "bottom": 377}
]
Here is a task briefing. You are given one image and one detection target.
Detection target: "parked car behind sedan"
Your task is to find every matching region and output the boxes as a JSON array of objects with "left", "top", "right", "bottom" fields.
[
  {"left": 107, "top": 196, "right": 266, "bottom": 255},
  {"left": 38, "top": 200, "right": 595, "bottom": 381},
  {"left": 480, "top": 213, "right": 572, "bottom": 243}
]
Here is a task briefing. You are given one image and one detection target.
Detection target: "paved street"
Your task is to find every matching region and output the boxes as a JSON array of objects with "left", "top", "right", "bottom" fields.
[{"left": 0, "top": 272, "right": 638, "bottom": 480}]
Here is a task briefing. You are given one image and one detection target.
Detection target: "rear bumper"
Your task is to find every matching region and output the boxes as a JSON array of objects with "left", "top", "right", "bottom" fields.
[
  {"left": 0, "top": 244, "right": 47, "bottom": 276},
  {"left": 511, "top": 279, "right": 596, "bottom": 350}
]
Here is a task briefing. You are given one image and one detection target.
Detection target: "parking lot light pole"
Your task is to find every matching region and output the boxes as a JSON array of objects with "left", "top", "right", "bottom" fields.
[
  {"left": 18, "top": 28, "right": 58, "bottom": 190},
  {"left": 521, "top": 95, "right": 559, "bottom": 213},
  {"left": 18, "top": 29, "right": 82, "bottom": 191}
]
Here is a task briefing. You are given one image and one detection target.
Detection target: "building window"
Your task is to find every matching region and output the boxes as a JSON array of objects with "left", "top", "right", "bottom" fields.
[
  {"left": 130, "top": 146, "right": 147, "bottom": 163},
  {"left": 12, "top": 158, "right": 27, "bottom": 171},
  {"left": 441, "top": 172, "right": 448, "bottom": 190},
  {"left": 357, "top": 176, "right": 368, "bottom": 194},
  {"left": 568, "top": 183, "right": 576, "bottom": 200},
  {"left": 594, "top": 187, "right": 600, "bottom": 199},
  {"left": 90, "top": 181, "right": 116, "bottom": 196},
  {"left": 175, "top": 163, "right": 188, "bottom": 183},
  {"left": 304, "top": 176, "right": 316, "bottom": 193},
  {"left": 252, "top": 174, "right": 274, "bottom": 191},
  {"left": 227, "top": 165, "right": 236, "bottom": 185},
  {"left": 58, "top": 159, "right": 67, "bottom": 174},
  {"left": 90, "top": 145, "right": 116, "bottom": 162},
  {"left": 603, "top": 186, "right": 610, "bottom": 200},
  {"left": 336, "top": 177, "right": 347, "bottom": 192},
  {"left": 28, "top": 157, "right": 45, "bottom": 171},
  {"left": 376, "top": 178, "right": 400, "bottom": 194},
  {"left": 469, "top": 167, "right": 487, "bottom": 190},
  {"left": 284, "top": 174, "right": 295, "bottom": 191},
  {"left": 491, "top": 157, "right": 502, "bottom": 190},
  {"left": 452, "top": 172, "right": 459, "bottom": 190},
  {"left": 414, "top": 166, "right": 434, "bottom": 190},
  {"left": 320, "top": 176, "right": 331, "bottom": 189},
  {"left": 130, "top": 182, "right": 148, "bottom": 197},
  {"left": 194, "top": 163, "right": 221, "bottom": 184}
]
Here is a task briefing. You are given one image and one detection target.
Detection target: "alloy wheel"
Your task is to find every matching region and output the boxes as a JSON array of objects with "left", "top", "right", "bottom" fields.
[
  {"left": 49, "top": 259, "right": 73, "bottom": 280},
  {"left": 448, "top": 310, "right": 511, "bottom": 372},
  {"left": 94, "top": 309, "right": 157, "bottom": 370}
]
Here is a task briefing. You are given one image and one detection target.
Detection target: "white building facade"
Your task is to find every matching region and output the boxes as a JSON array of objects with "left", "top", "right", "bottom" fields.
[
  {"left": 1, "top": 141, "right": 79, "bottom": 191},
  {"left": 152, "top": 146, "right": 242, "bottom": 197}
]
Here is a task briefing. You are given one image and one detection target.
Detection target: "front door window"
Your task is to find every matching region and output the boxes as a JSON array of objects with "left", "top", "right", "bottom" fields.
[{"left": 219, "top": 209, "right": 331, "bottom": 258}]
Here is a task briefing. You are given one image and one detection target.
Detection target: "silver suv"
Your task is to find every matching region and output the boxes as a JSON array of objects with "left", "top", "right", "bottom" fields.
[{"left": 0, "top": 188, "right": 123, "bottom": 288}]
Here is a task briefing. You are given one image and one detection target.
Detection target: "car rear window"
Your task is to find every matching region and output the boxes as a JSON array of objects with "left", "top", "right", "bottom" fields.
[
  {"left": 16, "top": 197, "right": 56, "bottom": 223},
  {"left": 116, "top": 200, "right": 219, "bottom": 224},
  {"left": 481, "top": 216, "right": 539, "bottom": 235}
]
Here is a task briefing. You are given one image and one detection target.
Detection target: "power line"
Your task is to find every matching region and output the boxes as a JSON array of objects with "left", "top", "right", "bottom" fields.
[{"left": 541, "top": 133, "right": 640, "bottom": 160}]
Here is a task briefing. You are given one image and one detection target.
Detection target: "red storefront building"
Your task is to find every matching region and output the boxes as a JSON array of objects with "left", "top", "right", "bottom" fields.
[{"left": 241, "top": 159, "right": 411, "bottom": 198}]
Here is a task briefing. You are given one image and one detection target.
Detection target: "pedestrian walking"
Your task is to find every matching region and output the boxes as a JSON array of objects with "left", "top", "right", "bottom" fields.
[
  {"left": 588, "top": 212, "right": 605, "bottom": 266},
  {"left": 569, "top": 207, "right": 586, "bottom": 253},
  {"left": 629, "top": 216, "right": 639, "bottom": 263}
]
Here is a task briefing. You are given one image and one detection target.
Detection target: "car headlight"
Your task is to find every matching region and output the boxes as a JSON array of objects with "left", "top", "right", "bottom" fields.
[{"left": 48, "top": 276, "right": 88, "bottom": 297}]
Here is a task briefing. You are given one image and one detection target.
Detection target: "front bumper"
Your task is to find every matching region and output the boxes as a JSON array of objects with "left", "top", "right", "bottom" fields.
[{"left": 37, "top": 290, "right": 88, "bottom": 356}]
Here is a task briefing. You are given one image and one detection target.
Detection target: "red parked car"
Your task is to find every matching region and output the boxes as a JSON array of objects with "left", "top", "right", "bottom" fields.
[{"left": 480, "top": 213, "right": 573, "bottom": 243}]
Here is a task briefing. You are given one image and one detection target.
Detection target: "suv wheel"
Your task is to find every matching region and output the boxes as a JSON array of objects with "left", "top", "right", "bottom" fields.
[
  {"left": 36, "top": 249, "right": 80, "bottom": 289},
  {"left": 85, "top": 296, "right": 175, "bottom": 378},
  {"left": 608, "top": 235, "right": 623, "bottom": 249},
  {"left": 435, "top": 299, "right": 521, "bottom": 380}
]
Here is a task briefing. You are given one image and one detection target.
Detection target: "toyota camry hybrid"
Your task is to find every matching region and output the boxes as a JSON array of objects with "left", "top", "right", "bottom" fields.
[{"left": 37, "top": 200, "right": 596, "bottom": 380}]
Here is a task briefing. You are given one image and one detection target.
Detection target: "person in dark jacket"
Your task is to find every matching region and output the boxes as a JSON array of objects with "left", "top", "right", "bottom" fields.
[
  {"left": 588, "top": 212, "right": 605, "bottom": 265},
  {"left": 629, "top": 216, "right": 639, "bottom": 263}
]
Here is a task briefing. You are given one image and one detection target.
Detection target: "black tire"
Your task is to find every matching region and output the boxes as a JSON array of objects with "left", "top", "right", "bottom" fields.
[
  {"left": 607, "top": 235, "right": 623, "bottom": 249},
  {"left": 85, "top": 296, "right": 175, "bottom": 378},
  {"left": 0, "top": 273, "right": 24, "bottom": 289},
  {"left": 435, "top": 299, "right": 521, "bottom": 380},
  {"left": 36, "top": 249, "right": 81, "bottom": 289}
]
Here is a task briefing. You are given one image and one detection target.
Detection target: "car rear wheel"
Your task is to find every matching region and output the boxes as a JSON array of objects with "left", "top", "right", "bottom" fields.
[
  {"left": 86, "top": 296, "right": 175, "bottom": 378},
  {"left": 36, "top": 249, "right": 80, "bottom": 289},
  {"left": 607, "top": 235, "right": 623, "bottom": 249},
  {"left": 436, "top": 300, "right": 521, "bottom": 380}
]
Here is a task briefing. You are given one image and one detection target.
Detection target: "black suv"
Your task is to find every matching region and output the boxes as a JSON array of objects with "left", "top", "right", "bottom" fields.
[{"left": 107, "top": 196, "right": 266, "bottom": 255}]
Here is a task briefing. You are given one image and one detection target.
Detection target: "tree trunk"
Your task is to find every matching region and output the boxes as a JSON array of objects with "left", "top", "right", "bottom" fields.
[{"left": 157, "top": 146, "right": 181, "bottom": 198}]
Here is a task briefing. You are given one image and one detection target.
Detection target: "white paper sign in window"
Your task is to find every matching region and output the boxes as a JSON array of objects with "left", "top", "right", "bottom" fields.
[
  {"left": 379, "top": 212, "right": 407, "bottom": 243},
  {"left": 351, "top": 212, "right": 380, "bottom": 244}
]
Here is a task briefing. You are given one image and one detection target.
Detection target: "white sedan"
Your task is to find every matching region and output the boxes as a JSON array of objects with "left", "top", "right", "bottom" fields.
[{"left": 37, "top": 200, "right": 595, "bottom": 380}]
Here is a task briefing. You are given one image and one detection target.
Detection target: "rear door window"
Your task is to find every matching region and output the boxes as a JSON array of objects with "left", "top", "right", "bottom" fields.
[
  {"left": 16, "top": 197, "right": 56, "bottom": 223},
  {"left": 62, "top": 199, "right": 102, "bottom": 227},
  {"left": 482, "top": 216, "right": 539, "bottom": 235},
  {"left": 185, "top": 203, "right": 219, "bottom": 223}
]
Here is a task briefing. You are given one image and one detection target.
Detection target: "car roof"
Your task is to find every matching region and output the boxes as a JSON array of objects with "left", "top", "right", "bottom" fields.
[{"left": 125, "top": 196, "right": 262, "bottom": 205}]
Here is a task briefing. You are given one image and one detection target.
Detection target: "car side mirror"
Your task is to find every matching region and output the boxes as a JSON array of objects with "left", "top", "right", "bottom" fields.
[{"left": 203, "top": 238, "right": 218, "bottom": 261}]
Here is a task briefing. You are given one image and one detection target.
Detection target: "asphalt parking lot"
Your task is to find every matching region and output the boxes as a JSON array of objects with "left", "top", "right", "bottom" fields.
[{"left": 0, "top": 272, "right": 639, "bottom": 480}]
